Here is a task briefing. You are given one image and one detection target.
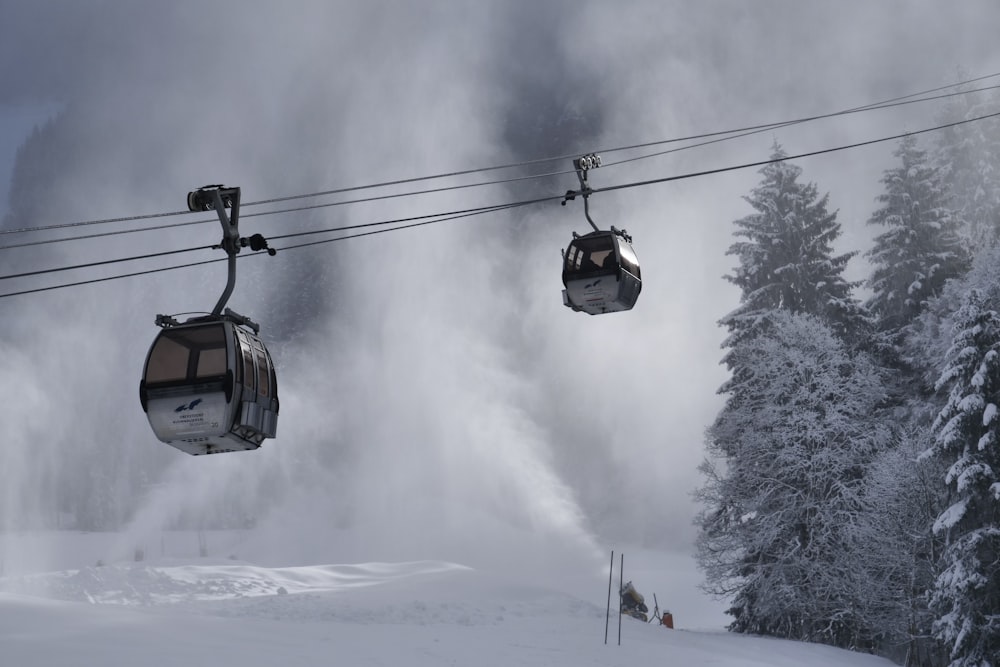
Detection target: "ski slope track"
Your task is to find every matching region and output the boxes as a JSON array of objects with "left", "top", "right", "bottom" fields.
[{"left": 1, "top": 555, "right": 896, "bottom": 667}]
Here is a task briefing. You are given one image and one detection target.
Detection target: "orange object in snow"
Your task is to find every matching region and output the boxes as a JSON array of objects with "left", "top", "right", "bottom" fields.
[{"left": 661, "top": 611, "right": 674, "bottom": 629}]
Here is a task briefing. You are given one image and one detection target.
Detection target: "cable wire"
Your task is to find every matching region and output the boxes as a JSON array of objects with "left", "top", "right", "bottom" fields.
[
  {"left": 264, "top": 198, "right": 560, "bottom": 243},
  {"left": 0, "top": 203, "right": 542, "bottom": 299},
  {"left": 601, "top": 77, "right": 1000, "bottom": 161},
  {"left": 590, "top": 108, "right": 1000, "bottom": 197},
  {"left": 6, "top": 80, "right": 997, "bottom": 255},
  {"left": 3, "top": 70, "right": 999, "bottom": 241},
  {"left": 239, "top": 73, "right": 1000, "bottom": 207},
  {"left": 2, "top": 106, "right": 999, "bottom": 299},
  {"left": 0, "top": 244, "right": 215, "bottom": 282},
  {"left": 245, "top": 106, "right": 1000, "bottom": 248},
  {"left": 602, "top": 83, "right": 1000, "bottom": 170},
  {"left": 0, "top": 200, "right": 557, "bottom": 288},
  {"left": 272, "top": 199, "right": 553, "bottom": 250},
  {"left": 0, "top": 256, "right": 236, "bottom": 299}
]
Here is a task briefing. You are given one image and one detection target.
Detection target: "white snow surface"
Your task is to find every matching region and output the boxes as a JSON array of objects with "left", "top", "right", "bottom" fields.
[{"left": 0, "top": 532, "right": 896, "bottom": 667}]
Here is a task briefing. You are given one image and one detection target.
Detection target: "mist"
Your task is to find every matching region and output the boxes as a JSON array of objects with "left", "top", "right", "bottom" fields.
[{"left": 2, "top": 0, "right": 1000, "bottom": 586}]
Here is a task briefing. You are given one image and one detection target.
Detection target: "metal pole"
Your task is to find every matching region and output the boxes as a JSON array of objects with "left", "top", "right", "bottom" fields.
[
  {"left": 604, "top": 550, "right": 614, "bottom": 644},
  {"left": 618, "top": 552, "right": 624, "bottom": 646}
]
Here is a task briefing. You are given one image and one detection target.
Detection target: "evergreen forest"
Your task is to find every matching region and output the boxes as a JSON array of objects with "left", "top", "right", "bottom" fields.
[{"left": 697, "top": 91, "right": 1000, "bottom": 667}]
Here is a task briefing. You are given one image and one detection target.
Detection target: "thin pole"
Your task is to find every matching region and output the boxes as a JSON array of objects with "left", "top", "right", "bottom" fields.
[
  {"left": 605, "top": 550, "right": 614, "bottom": 644},
  {"left": 618, "top": 552, "right": 624, "bottom": 646}
]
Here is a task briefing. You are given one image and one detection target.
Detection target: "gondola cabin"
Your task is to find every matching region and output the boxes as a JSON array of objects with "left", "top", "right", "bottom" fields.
[
  {"left": 562, "top": 229, "right": 641, "bottom": 315},
  {"left": 139, "top": 317, "right": 279, "bottom": 455}
]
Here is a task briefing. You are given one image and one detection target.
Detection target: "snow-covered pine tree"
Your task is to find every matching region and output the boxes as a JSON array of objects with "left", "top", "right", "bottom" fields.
[
  {"left": 927, "top": 287, "right": 1000, "bottom": 667},
  {"left": 701, "top": 147, "right": 885, "bottom": 647},
  {"left": 866, "top": 134, "right": 970, "bottom": 337},
  {"left": 697, "top": 311, "right": 888, "bottom": 648},
  {"left": 852, "top": 426, "right": 949, "bottom": 666},
  {"left": 934, "top": 87, "right": 1000, "bottom": 248},
  {"left": 721, "top": 142, "right": 867, "bottom": 349}
]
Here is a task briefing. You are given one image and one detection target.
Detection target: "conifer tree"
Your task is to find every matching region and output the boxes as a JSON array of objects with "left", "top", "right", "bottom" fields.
[
  {"left": 867, "top": 134, "right": 970, "bottom": 336},
  {"left": 722, "top": 143, "right": 866, "bottom": 349},
  {"left": 853, "top": 427, "right": 950, "bottom": 665},
  {"left": 698, "top": 311, "right": 888, "bottom": 647},
  {"left": 934, "top": 89, "right": 1000, "bottom": 247},
  {"left": 701, "top": 146, "right": 884, "bottom": 647},
  {"left": 927, "top": 288, "right": 1000, "bottom": 667}
]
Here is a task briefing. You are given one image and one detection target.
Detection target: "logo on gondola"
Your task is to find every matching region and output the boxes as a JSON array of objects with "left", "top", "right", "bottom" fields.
[
  {"left": 585, "top": 278, "right": 603, "bottom": 289},
  {"left": 174, "top": 398, "right": 203, "bottom": 413}
]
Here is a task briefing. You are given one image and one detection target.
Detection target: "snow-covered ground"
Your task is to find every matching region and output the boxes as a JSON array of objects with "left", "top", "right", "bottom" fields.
[{"left": 0, "top": 531, "right": 896, "bottom": 667}]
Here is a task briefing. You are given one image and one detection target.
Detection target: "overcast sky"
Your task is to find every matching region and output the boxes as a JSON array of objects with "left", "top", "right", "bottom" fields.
[{"left": 2, "top": 1, "right": 1000, "bottom": 586}]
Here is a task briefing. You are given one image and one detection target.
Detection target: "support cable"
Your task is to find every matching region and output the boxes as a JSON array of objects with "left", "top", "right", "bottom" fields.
[
  {"left": 7, "top": 80, "right": 998, "bottom": 254},
  {"left": 2, "top": 106, "right": 1000, "bottom": 299},
  {"left": 1, "top": 71, "right": 998, "bottom": 240},
  {"left": 588, "top": 109, "right": 1000, "bottom": 198}
]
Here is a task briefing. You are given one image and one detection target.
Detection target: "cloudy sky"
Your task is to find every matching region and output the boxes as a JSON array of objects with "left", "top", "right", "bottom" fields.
[{"left": 2, "top": 1, "right": 1000, "bottom": 587}]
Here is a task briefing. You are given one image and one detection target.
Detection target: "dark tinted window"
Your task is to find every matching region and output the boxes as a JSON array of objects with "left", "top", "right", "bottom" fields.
[
  {"left": 231, "top": 329, "right": 243, "bottom": 384},
  {"left": 144, "top": 336, "right": 189, "bottom": 383},
  {"left": 235, "top": 330, "right": 257, "bottom": 391},
  {"left": 565, "top": 234, "right": 615, "bottom": 275},
  {"left": 255, "top": 345, "right": 270, "bottom": 397},
  {"left": 145, "top": 323, "right": 227, "bottom": 384}
]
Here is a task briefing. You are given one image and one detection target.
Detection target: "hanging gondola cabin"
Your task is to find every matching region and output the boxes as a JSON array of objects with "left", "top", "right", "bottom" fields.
[
  {"left": 139, "top": 317, "right": 279, "bottom": 455},
  {"left": 562, "top": 228, "right": 641, "bottom": 315}
]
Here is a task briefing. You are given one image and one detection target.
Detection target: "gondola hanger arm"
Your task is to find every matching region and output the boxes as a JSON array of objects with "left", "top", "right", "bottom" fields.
[
  {"left": 189, "top": 185, "right": 241, "bottom": 316},
  {"left": 185, "top": 185, "right": 275, "bottom": 317},
  {"left": 562, "top": 154, "right": 602, "bottom": 232}
]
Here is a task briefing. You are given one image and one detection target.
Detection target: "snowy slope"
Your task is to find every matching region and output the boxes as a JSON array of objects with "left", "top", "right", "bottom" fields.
[{"left": 0, "top": 535, "right": 897, "bottom": 667}]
